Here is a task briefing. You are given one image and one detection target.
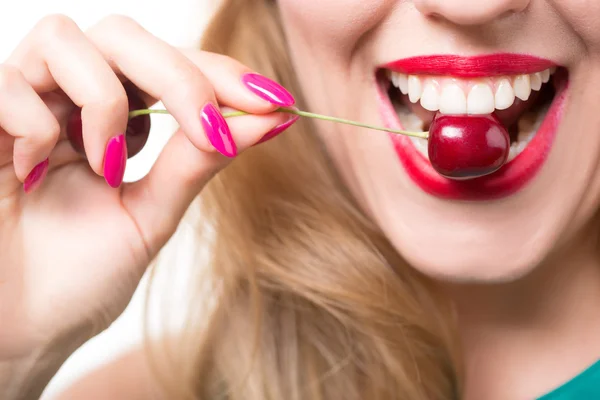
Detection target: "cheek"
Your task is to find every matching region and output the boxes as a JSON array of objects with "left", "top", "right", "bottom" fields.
[
  {"left": 551, "top": 0, "right": 600, "bottom": 50},
  {"left": 277, "top": 0, "right": 390, "bottom": 51}
]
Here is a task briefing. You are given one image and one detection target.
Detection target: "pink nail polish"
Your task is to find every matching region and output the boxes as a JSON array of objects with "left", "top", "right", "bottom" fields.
[
  {"left": 104, "top": 134, "right": 127, "bottom": 188},
  {"left": 257, "top": 115, "right": 300, "bottom": 144},
  {"left": 201, "top": 103, "right": 237, "bottom": 157},
  {"left": 23, "top": 158, "right": 49, "bottom": 194},
  {"left": 241, "top": 73, "right": 296, "bottom": 107}
]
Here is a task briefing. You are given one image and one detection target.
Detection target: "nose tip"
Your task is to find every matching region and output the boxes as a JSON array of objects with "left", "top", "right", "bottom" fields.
[{"left": 413, "top": 0, "right": 529, "bottom": 26}]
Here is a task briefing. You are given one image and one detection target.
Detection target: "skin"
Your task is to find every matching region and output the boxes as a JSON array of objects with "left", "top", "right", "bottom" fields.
[
  {"left": 277, "top": 0, "right": 600, "bottom": 398},
  {"left": 0, "top": 14, "right": 289, "bottom": 399},
  {"left": 3, "top": 1, "right": 600, "bottom": 399}
]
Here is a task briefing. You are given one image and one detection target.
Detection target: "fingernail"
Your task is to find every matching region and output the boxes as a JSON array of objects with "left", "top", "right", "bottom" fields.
[
  {"left": 201, "top": 103, "right": 237, "bottom": 157},
  {"left": 104, "top": 134, "right": 127, "bottom": 188},
  {"left": 257, "top": 115, "right": 300, "bottom": 144},
  {"left": 23, "top": 158, "right": 49, "bottom": 194},
  {"left": 241, "top": 73, "right": 296, "bottom": 107}
]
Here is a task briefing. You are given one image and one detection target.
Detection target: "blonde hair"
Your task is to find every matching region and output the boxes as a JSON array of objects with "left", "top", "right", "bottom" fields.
[{"left": 149, "top": 0, "right": 461, "bottom": 398}]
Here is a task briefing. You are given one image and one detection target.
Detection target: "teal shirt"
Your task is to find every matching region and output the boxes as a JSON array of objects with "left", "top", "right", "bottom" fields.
[{"left": 538, "top": 360, "right": 600, "bottom": 399}]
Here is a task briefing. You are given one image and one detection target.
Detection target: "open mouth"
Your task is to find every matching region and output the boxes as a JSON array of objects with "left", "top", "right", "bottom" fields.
[{"left": 376, "top": 54, "right": 569, "bottom": 200}]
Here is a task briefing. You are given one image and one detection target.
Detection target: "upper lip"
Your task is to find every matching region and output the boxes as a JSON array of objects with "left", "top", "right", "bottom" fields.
[{"left": 382, "top": 53, "right": 558, "bottom": 78}]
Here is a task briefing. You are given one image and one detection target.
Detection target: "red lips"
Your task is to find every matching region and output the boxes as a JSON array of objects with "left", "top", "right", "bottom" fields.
[{"left": 383, "top": 54, "right": 557, "bottom": 78}]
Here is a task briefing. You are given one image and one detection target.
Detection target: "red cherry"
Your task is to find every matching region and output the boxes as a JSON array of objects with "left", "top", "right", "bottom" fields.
[
  {"left": 123, "top": 88, "right": 151, "bottom": 157},
  {"left": 427, "top": 113, "right": 510, "bottom": 180},
  {"left": 66, "top": 109, "right": 85, "bottom": 155},
  {"left": 66, "top": 87, "right": 151, "bottom": 158}
]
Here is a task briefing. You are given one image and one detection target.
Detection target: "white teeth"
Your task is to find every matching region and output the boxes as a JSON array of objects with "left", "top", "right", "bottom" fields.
[
  {"left": 467, "top": 84, "right": 495, "bottom": 115},
  {"left": 388, "top": 68, "right": 556, "bottom": 117},
  {"left": 540, "top": 69, "right": 551, "bottom": 83},
  {"left": 507, "top": 135, "right": 529, "bottom": 163},
  {"left": 508, "top": 142, "right": 519, "bottom": 161},
  {"left": 408, "top": 76, "right": 422, "bottom": 103},
  {"left": 390, "top": 72, "right": 409, "bottom": 94},
  {"left": 397, "top": 74, "right": 409, "bottom": 94},
  {"left": 410, "top": 136, "right": 429, "bottom": 159},
  {"left": 530, "top": 73, "right": 543, "bottom": 91},
  {"left": 403, "top": 112, "right": 426, "bottom": 131},
  {"left": 513, "top": 75, "right": 532, "bottom": 101},
  {"left": 439, "top": 83, "right": 467, "bottom": 114},
  {"left": 392, "top": 100, "right": 425, "bottom": 132},
  {"left": 494, "top": 79, "right": 516, "bottom": 110},
  {"left": 505, "top": 105, "right": 548, "bottom": 162},
  {"left": 420, "top": 81, "right": 440, "bottom": 111},
  {"left": 507, "top": 141, "right": 529, "bottom": 162},
  {"left": 390, "top": 72, "right": 398, "bottom": 87}
]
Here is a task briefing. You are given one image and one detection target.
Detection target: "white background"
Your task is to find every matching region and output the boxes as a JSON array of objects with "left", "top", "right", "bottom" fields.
[{"left": 0, "top": 1, "right": 213, "bottom": 397}]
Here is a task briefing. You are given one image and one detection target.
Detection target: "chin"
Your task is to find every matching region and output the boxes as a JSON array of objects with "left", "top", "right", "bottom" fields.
[{"left": 392, "top": 232, "right": 552, "bottom": 284}]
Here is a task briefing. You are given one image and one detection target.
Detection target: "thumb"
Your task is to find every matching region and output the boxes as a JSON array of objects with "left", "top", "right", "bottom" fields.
[{"left": 121, "top": 111, "right": 294, "bottom": 255}]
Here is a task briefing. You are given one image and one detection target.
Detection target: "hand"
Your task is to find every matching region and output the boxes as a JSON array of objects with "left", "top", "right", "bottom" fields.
[{"left": 0, "top": 13, "right": 295, "bottom": 381}]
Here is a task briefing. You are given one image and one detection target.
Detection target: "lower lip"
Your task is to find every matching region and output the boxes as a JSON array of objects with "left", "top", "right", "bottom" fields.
[{"left": 377, "top": 73, "right": 569, "bottom": 201}]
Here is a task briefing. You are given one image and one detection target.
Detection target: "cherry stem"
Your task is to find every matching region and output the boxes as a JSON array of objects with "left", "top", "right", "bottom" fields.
[{"left": 128, "top": 107, "right": 429, "bottom": 139}]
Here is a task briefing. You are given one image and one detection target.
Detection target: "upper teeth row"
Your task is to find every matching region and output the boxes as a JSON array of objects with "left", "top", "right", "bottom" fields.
[{"left": 388, "top": 68, "right": 556, "bottom": 115}]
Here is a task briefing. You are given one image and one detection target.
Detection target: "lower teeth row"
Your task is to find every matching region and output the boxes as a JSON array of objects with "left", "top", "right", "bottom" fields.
[
  {"left": 396, "top": 103, "right": 550, "bottom": 163},
  {"left": 506, "top": 103, "right": 549, "bottom": 161}
]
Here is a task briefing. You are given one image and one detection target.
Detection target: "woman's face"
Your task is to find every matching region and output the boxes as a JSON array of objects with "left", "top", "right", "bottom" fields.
[{"left": 277, "top": 0, "right": 600, "bottom": 282}]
